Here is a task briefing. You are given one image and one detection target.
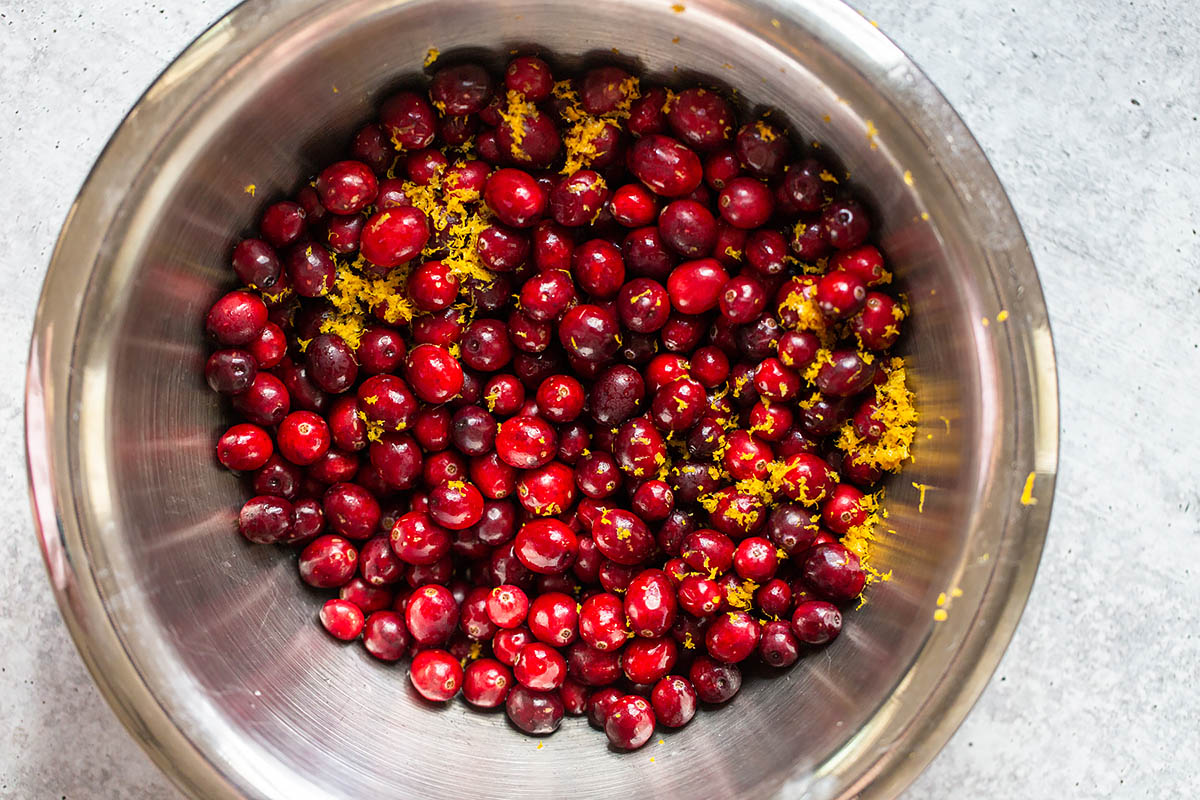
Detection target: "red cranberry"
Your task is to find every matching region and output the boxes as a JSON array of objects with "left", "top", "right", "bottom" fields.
[
  {"left": 755, "top": 578, "right": 793, "bottom": 618},
  {"left": 497, "top": 107, "right": 562, "bottom": 167},
  {"left": 851, "top": 292, "right": 903, "bottom": 350},
  {"left": 527, "top": 591, "right": 579, "bottom": 647},
  {"left": 735, "top": 120, "right": 788, "bottom": 178},
  {"left": 380, "top": 90, "right": 436, "bottom": 150},
  {"left": 609, "top": 183, "right": 658, "bottom": 227},
  {"left": 248, "top": 322, "right": 287, "bottom": 368},
  {"left": 505, "top": 56, "right": 553, "bottom": 100},
  {"left": 631, "top": 480, "right": 674, "bottom": 522},
  {"left": 535, "top": 374, "right": 586, "bottom": 423},
  {"left": 658, "top": 199, "right": 717, "bottom": 258},
  {"left": 349, "top": 123, "right": 392, "bottom": 173},
  {"left": 666, "top": 258, "right": 728, "bottom": 314},
  {"left": 747, "top": 401, "right": 792, "bottom": 441},
  {"left": 572, "top": 239, "right": 626, "bottom": 299},
  {"left": 321, "top": 482, "right": 379, "bottom": 540},
  {"left": 650, "top": 376, "right": 706, "bottom": 432},
  {"left": 298, "top": 534, "right": 357, "bottom": 588},
  {"left": 403, "top": 344, "right": 464, "bottom": 403},
  {"left": 587, "top": 687, "right": 625, "bottom": 728},
  {"left": 363, "top": 610, "right": 410, "bottom": 661},
  {"left": 602, "top": 693, "right": 655, "bottom": 749},
  {"left": 718, "top": 274, "right": 767, "bottom": 323},
  {"left": 592, "top": 508, "right": 656, "bottom": 567},
  {"left": 451, "top": 405, "right": 498, "bottom": 457},
  {"left": 315, "top": 160, "right": 378, "bottom": 215},
  {"left": 514, "top": 641, "right": 567, "bottom": 691},
  {"left": 259, "top": 201, "right": 306, "bottom": 248},
  {"left": 816, "top": 349, "right": 877, "bottom": 397},
  {"left": 558, "top": 304, "right": 620, "bottom": 361},
  {"left": 579, "top": 592, "right": 630, "bottom": 651},
  {"left": 821, "top": 483, "right": 867, "bottom": 535},
  {"left": 651, "top": 675, "right": 697, "bottom": 728},
  {"left": 470, "top": 454, "right": 517, "bottom": 501},
  {"left": 667, "top": 88, "right": 733, "bottom": 151},
  {"left": 733, "top": 537, "right": 778, "bottom": 583},
  {"left": 410, "top": 649, "right": 463, "bottom": 702},
  {"left": 720, "top": 430, "right": 773, "bottom": 481},
  {"left": 704, "top": 611, "right": 761, "bottom": 664},
  {"left": 406, "top": 261, "right": 459, "bottom": 312},
  {"left": 621, "top": 636, "right": 677, "bottom": 686},
  {"left": 550, "top": 170, "right": 610, "bottom": 227},
  {"left": 216, "top": 423, "right": 273, "bottom": 472},
  {"left": 745, "top": 229, "right": 788, "bottom": 277},
  {"left": 803, "top": 543, "right": 867, "bottom": 601},
  {"left": 596, "top": 559, "right": 637, "bottom": 596},
  {"left": 758, "top": 620, "right": 801, "bottom": 666},
  {"left": 791, "top": 600, "right": 843, "bottom": 645},
  {"left": 238, "top": 496, "right": 293, "bottom": 544},
  {"left": 575, "top": 452, "right": 622, "bottom": 499},
  {"left": 704, "top": 148, "right": 741, "bottom": 190},
  {"left": 486, "top": 584, "right": 530, "bottom": 629},
  {"left": 463, "top": 658, "right": 513, "bottom": 708},
  {"left": 485, "top": 168, "right": 548, "bottom": 228},
  {"left": 405, "top": 584, "right": 459, "bottom": 645},
  {"left": 832, "top": 244, "right": 889, "bottom": 286},
  {"left": 361, "top": 536, "right": 405, "bottom": 586},
  {"left": 495, "top": 415, "right": 557, "bottom": 468},
  {"left": 361, "top": 206, "right": 429, "bottom": 270},
  {"left": 717, "top": 177, "right": 774, "bottom": 229},
  {"left": 428, "top": 481, "right": 485, "bottom": 530},
  {"left": 206, "top": 290, "right": 267, "bottom": 346},
  {"left": 505, "top": 685, "right": 564, "bottom": 734},
  {"left": 688, "top": 655, "right": 741, "bottom": 703},
  {"left": 514, "top": 517, "right": 579, "bottom": 574},
  {"left": 205, "top": 349, "right": 257, "bottom": 395},
  {"left": 339, "top": 576, "right": 393, "bottom": 614},
  {"left": 519, "top": 270, "right": 576, "bottom": 323},
  {"left": 590, "top": 364, "right": 646, "bottom": 426},
  {"left": 623, "top": 226, "right": 676, "bottom": 280},
  {"left": 789, "top": 215, "right": 831, "bottom": 261},
  {"left": 319, "top": 598, "right": 365, "bottom": 641},
  {"left": 628, "top": 134, "right": 703, "bottom": 197},
  {"left": 493, "top": 626, "right": 534, "bottom": 666},
  {"left": 430, "top": 63, "right": 494, "bottom": 115},
  {"left": 624, "top": 569, "right": 677, "bottom": 638},
  {"left": 289, "top": 499, "right": 326, "bottom": 544},
  {"left": 816, "top": 270, "right": 868, "bottom": 319},
  {"left": 680, "top": 529, "right": 735, "bottom": 575},
  {"left": 390, "top": 511, "right": 451, "bottom": 565},
  {"left": 231, "top": 239, "right": 282, "bottom": 290}
]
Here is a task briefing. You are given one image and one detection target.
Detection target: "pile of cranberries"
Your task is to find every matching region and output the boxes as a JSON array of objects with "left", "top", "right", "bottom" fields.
[{"left": 203, "top": 55, "right": 907, "bottom": 751}]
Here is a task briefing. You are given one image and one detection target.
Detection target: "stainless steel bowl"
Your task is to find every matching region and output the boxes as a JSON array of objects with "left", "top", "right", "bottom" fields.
[{"left": 25, "top": 0, "right": 1058, "bottom": 797}]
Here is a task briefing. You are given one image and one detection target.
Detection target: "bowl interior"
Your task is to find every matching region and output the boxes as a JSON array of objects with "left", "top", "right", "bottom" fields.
[{"left": 35, "top": 0, "right": 1054, "bottom": 798}]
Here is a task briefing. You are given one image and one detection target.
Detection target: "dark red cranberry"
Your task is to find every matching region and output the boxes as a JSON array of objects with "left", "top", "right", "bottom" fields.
[
  {"left": 559, "top": 304, "right": 620, "bottom": 361},
  {"left": 623, "top": 226, "right": 676, "bottom": 280},
  {"left": 405, "top": 584, "right": 459, "bottom": 645},
  {"left": 596, "top": 559, "right": 637, "bottom": 595},
  {"left": 205, "top": 349, "right": 257, "bottom": 395},
  {"left": 360, "top": 206, "right": 429, "bottom": 270},
  {"left": 789, "top": 215, "right": 832, "bottom": 261},
  {"left": 704, "top": 148, "right": 741, "bottom": 190},
  {"left": 591, "top": 509, "right": 656, "bottom": 566},
  {"left": 357, "top": 374, "right": 418, "bottom": 433},
  {"left": 658, "top": 509, "right": 696, "bottom": 557},
  {"left": 477, "top": 224, "right": 532, "bottom": 272},
  {"left": 717, "top": 177, "right": 774, "bottom": 229},
  {"left": 688, "top": 655, "right": 741, "bottom": 703},
  {"left": 505, "top": 55, "right": 554, "bottom": 100},
  {"left": 238, "top": 495, "right": 293, "bottom": 544},
  {"left": 589, "top": 364, "right": 645, "bottom": 426},
  {"left": 248, "top": 322, "right": 287, "bottom": 368},
  {"left": 667, "top": 88, "right": 733, "bottom": 151},
  {"left": 567, "top": 640, "right": 623, "bottom": 687},
  {"left": 631, "top": 480, "right": 673, "bottom": 523},
  {"left": 573, "top": 451, "right": 621, "bottom": 499},
  {"left": 626, "top": 86, "right": 668, "bottom": 136},
  {"left": 733, "top": 537, "right": 778, "bottom": 583},
  {"left": 304, "top": 333, "right": 357, "bottom": 394},
  {"left": 718, "top": 275, "right": 767, "bottom": 324},
  {"left": 650, "top": 376, "right": 706, "bottom": 432},
  {"left": 497, "top": 107, "right": 562, "bottom": 167},
  {"left": 298, "top": 534, "right": 358, "bottom": 588},
  {"left": 527, "top": 591, "right": 579, "bottom": 647},
  {"left": 463, "top": 658, "right": 513, "bottom": 708},
  {"left": 799, "top": 394, "right": 850, "bottom": 437},
  {"left": 551, "top": 169, "right": 610, "bottom": 227},
  {"left": 407, "top": 261, "right": 459, "bottom": 312},
  {"left": 505, "top": 685, "right": 564, "bottom": 734},
  {"left": 251, "top": 454, "right": 301, "bottom": 500},
  {"left": 651, "top": 675, "right": 697, "bottom": 728},
  {"left": 791, "top": 600, "right": 843, "bottom": 644},
  {"left": 284, "top": 243, "right": 336, "bottom": 297},
  {"left": 628, "top": 134, "right": 703, "bottom": 197},
  {"left": 428, "top": 481, "right": 485, "bottom": 530},
  {"left": 519, "top": 271, "right": 575, "bottom": 324},
  {"left": 231, "top": 239, "right": 282, "bottom": 290},
  {"left": 288, "top": 498, "right": 326, "bottom": 544},
  {"left": 458, "top": 318, "right": 512, "bottom": 373},
  {"left": 349, "top": 123, "right": 392, "bottom": 174},
  {"left": 451, "top": 405, "right": 498, "bottom": 457},
  {"left": 659, "top": 199, "right": 720, "bottom": 263},
  {"left": 821, "top": 197, "right": 871, "bottom": 249},
  {"left": 361, "top": 536, "right": 405, "bottom": 586},
  {"left": 803, "top": 543, "right": 867, "bottom": 602},
  {"left": 572, "top": 239, "right": 626, "bottom": 299},
  {"left": 851, "top": 291, "right": 903, "bottom": 350},
  {"left": 430, "top": 63, "right": 494, "bottom": 115},
  {"left": 369, "top": 433, "right": 423, "bottom": 488},
  {"left": 680, "top": 529, "right": 735, "bottom": 575},
  {"left": 493, "top": 415, "right": 556, "bottom": 469},
  {"left": 206, "top": 290, "right": 267, "bottom": 346},
  {"left": 758, "top": 620, "right": 800, "bottom": 667},
  {"left": 514, "top": 518, "right": 579, "bottom": 574},
  {"left": 324, "top": 213, "right": 363, "bottom": 254},
  {"left": 260, "top": 201, "right": 306, "bottom": 248},
  {"left": 319, "top": 598, "right": 365, "bottom": 641},
  {"left": 735, "top": 120, "right": 788, "bottom": 178},
  {"left": 493, "top": 625, "right": 534, "bottom": 666},
  {"left": 744, "top": 229, "right": 788, "bottom": 277},
  {"left": 322, "top": 482, "right": 379, "bottom": 540},
  {"left": 380, "top": 90, "right": 437, "bottom": 150},
  {"left": 480, "top": 374, "right": 524, "bottom": 417},
  {"left": 816, "top": 349, "right": 877, "bottom": 397},
  {"left": 778, "top": 159, "right": 827, "bottom": 214},
  {"left": 390, "top": 511, "right": 451, "bottom": 565},
  {"left": 410, "top": 648, "right": 464, "bottom": 702},
  {"left": 316, "top": 160, "right": 378, "bottom": 215},
  {"left": 666, "top": 258, "right": 728, "bottom": 314},
  {"left": 339, "top": 576, "right": 393, "bottom": 614}
]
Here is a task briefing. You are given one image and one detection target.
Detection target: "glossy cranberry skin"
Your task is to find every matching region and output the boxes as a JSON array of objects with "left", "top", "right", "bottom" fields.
[
  {"left": 496, "top": 107, "right": 562, "bottom": 167},
  {"left": 673, "top": 574, "right": 718, "bottom": 618},
  {"left": 621, "top": 636, "right": 678, "bottom": 686},
  {"left": 550, "top": 169, "right": 609, "bottom": 227},
  {"left": 586, "top": 686, "right": 625, "bottom": 729},
  {"left": 651, "top": 675, "right": 698, "bottom": 728},
  {"left": 298, "top": 534, "right": 358, "bottom": 588},
  {"left": 349, "top": 122, "right": 392, "bottom": 173},
  {"left": 529, "top": 375, "right": 582, "bottom": 424},
  {"left": 319, "top": 598, "right": 365, "bottom": 641},
  {"left": 216, "top": 422, "right": 275, "bottom": 472},
  {"left": 752, "top": 579, "right": 791, "bottom": 619},
  {"left": 450, "top": 405, "right": 497, "bottom": 457},
  {"left": 657, "top": 199, "right": 718, "bottom": 259},
  {"left": 402, "top": 344, "right": 464, "bottom": 404},
  {"left": 380, "top": 90, "right": 436, "bottom": 150},
  {"left": 390, "top": 511, "right": 451, "bottom": 566},
  {"left": 303, "top": 333, "right": 356, "bottom": 394},
  {"left": 231, "top": 238, "right": 282, "bottom": 290},
  {"left": 590, "top": 508, "right": 655, "bottom": 568},
  {"left": 484, "top": 168, "right": 547, "bottom": 228},
  {"left": 623, "top": 226, "right": 676, "bottom": 280},
  {"left": 589, "top": 365, "right": 645, "bottom": 426},
  {"left": 206, "top": 290, "right": 267, "bottom": 346},
  {"left": 631, "top": 480, "right": 674, "bottom": 523},
  {"left": 851, "top": 292, "right": 903, "bottom": 350},
  {"left": 273, "top": 411, "right": 328, "bottom": 467},
  {"left": 362, "top": 610, "right": 410, "bottom": 661},
  {"left": 667, "top": 258, "right": 728, "bottom": 314},
  {"left": 792, "top": 600, "right": 843, "bottom": 645},
  {"left": 360, "top": 206, "right": 429, "bottom": 271},
  {"left": 667, "top": 87, "right": 733, "bottom": 151},
  {"left": 821, "top": 483, "right": 867, "bottom": 535},
  {"left": 571, "top": 240, "right": 625, "bottom": 300},
  {"left": 514, "top": 642, "right": 567, "bottom": 691},
  {"left": 505, "top": 55, "right": 553, "bottom": 99},
  {"left": 260, "top": 201, "right": 306, "bottom": 248},
  {"left": 495, "top": 415, "right": 557, "bottom": 469},
  {"left": 361, "top": 536, "right": 405, "bottom": 586},
  {"left": 704, "top": 148, "right": 741, "bottom": 190},
  {"left": 680, "top": 529, "right": 735, "bottom": 575},
  {"left": 430, "top": 63, "right": 493, "bottom": 115},
  {"left": 688, "top": 655, "right": 741, "bottom": 703},
  {"left": 742, "top": 230, "right": 786, "bottom": 279},
  {"left": 352, "top": 327, "right": 403, "bottom": 376},
  {"left": 750, "top": 357, "right": 799, "bottom": 403},
  {"left": 289, "top": 499, "right": 326, "bottom": 544},
  {"left": 513, "top": 517, "right": 578, "bottom": 574},
  {"left": 717, "top": 177, "right": 774, "bottom": 229},
  {"left": 238, "top": 496, "right": 293, "bottom": 544},
  {"left": 718, "top": 274, "right": 767, "bottom": 324},
  {"left": 816, "top": 270, "right": 868, "bottom": 320},
  {"left": 611, "top": 277, "right": 668, "bottom": 334},
  {"left": 405, "top": 584, "right": 460, "bottom": 645},
  {"left": 205, "top": 349, "right": 257, "bottom": 395},
  {"left": 407, "top": 260, "right": 459, "bottom": 312},
  {"left": 573, "top": 452, "right": 621, "bottom": 500},
  {"left": 628, "top": 134, "right": 703, "bottom": 197},
  {"left": 530, "top": 220, "right": 573, "bottom": 272},
  {"left": 804, "top": 543, "right": 868, "bottom": 601},
  {"left": 505, "top": 685, "right": 564, "bottom": 734},
  {"left": 789, "top": 216, "right": 831, "bottom": 262},
  {"left": 718, "top": 430, "right": 771, "bottom": 482},
  {"left": 563, "top": 640, "right": 620, "bottom": 688},
  {"left": 410, "top": 649, "right": 463, "bottom": 702},
  {"left": 778, "top": 159, "right": 827, "bottom": 213},
  {"left": 579, "top": 593, "right": 629, "bottom": 651},
  {"left": 463, "top": 658, "right": 513, "bottom": 708},
  {"left": 486, "top": 584, "right": 530, "bottom": 629},
  {"left": 821, "top": 198, "right": 872, "bottom": 250},
  {"left": 704, "top": 611, "right": 761, "bottom": 664},
  {"left": 248, "top": 322, "right": 287, "bottom": 368},
  {"left": 758, "top": 619, "right": 801, "bottom": 667},
  {"left": 493, "top": 626, "right": 534, "bottom": 666},
  {"left": 455, "top": 320, "right": 510, "bottom": 374},
  {"left": 251, "top": 453, "right": 301, "bottom": 500},
  {"left": 468, "top": 454, "right": 516, "bottom": 502},
  {"left": 319, "top": 482, "right": 378, "bottom": 540},
  {"left": 649, "top": 376, "right": 706, "bottom": 433},
  {"left": 733, "top": 537, "right": 778, "bottom": 582},
  {"left": 734, "top": 120, "right": 788, "bottom": 178},
  {"left": 519, "top": 270, "right": 575, "bottom": 324},
  {"left": 315, "top": 160, "right": 378, "bottom": 215},
  {"left": 832, "top": 244, "right": 889, "bottom": 285},
  {"left": 527, "top": 591, "right": 579, "bottom": 647},
  {"left": 339, "top": 576, "right": 393, "bottom": 614},
  {"left": 559, "top": 304, "right": 620, "bottom": 361},
  {"left": 425, "top": 481, "right": 484, "bottom": 531},
  {"left": 624, "top": 569, "right": 678, "bottom": 638},
  {"left": 816, "top": 349, "right": 877, "bottom": 397},
  {"left": 609, "top": 183, "right": 658, "bottom": 227}
]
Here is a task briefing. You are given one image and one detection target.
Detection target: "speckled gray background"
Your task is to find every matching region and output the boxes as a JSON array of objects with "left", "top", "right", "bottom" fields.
[{"left": 1, "top": 0, "right": 1197, "bottom": 797}]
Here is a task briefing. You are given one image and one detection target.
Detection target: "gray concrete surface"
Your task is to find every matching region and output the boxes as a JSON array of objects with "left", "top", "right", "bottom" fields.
[{"left": 1, "top": 0, "right": 1197, "bottom": 797}]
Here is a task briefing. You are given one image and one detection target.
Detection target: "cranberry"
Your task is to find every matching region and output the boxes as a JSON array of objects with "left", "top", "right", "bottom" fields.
[
  {"left": 704, "top": 611, "right": 761, "bottom": 664},
  {"left": 649, "top": 376, "right": 706, "bottom": 432},
  {"left": 735, "top": 120, "right": 788, "bottom": 178},
  {"left": 666, "top": 258, "right": 728, "bottom": 314},
  {"left": 238, "top": 496, "right": 293, "bottom": 544},
  {"left": 609, "top": 183, "right": 658, "bottom": 227},
  {"left": 298, "top": 534, "right": 357, "bottom": 588},
  {"left": 362, "top": 610, "right": 410, "bottom": 661},
  {"left": 463, "top": 658, "right": 513, "bottom": 708},
  {"left": 484, "top": 168, "right": 547, "bottom": 228},
  {"left": 410, "top": 649, "right": 464, "bottom": 702},
  {"left": 405, "top": 584, "right": 459, "bottom": 645},
  {"left": 717, "top": 177, "right": 774, "bottom": 229},
  {"left": 821, "top": 483, "right": 867, "bottom": 535},
  {"left": 575, "top": 452, "right": 622, "bottom": 499},
  {"left": 403, "top": 344, "right": 464, "bottom": 403},
  {"left": 704, "top": 148, "right": 741, "bottom": 190},
  {"left": 381, "top": 90, "right": 437, "bottom": 150},
  {"left": 319, "top": 598, "right": 365, "bottom": 641},
  {"left": 755, "top": 578, "right": 793, "bottom": 618},
  {"left": 497, "top": 106, "right": 562, "bottom": 167},
  {"left": 821, "top": 198, "right": 871, "bottom": 249},
  {"left": 631, "top": 480, "right": 674, "bottom": 523},
  {"left": 558, "top": 304, "right": 620, "bottom": 361},
  {"left": 589, "top": 508, "right": 655, "bottom": 566},
  {"left": 205, "top": 349, "right": 257, "bottom": 395},
  {"left": 514, "top": 518, "right": 579, "bottom": 574},
  {"left": 680, "top": 529, "right": 735, "bottom": 575},
  {"left": 519, "top": 270, "right": 575, "bottom": 324},
  {"left": 589, "top": 364, "right": 645, "bottom": 426},
  {"left": 777, "top": 159, "right": 827, "bottom": 213},
  {"left": 289, "top": 499, "right": 326, "bottom": 544},
  {"left": 251, "top": 454, "right": 300, "bottom": 500},
  {"left": 470, "top": 453, "right": 517, "bottom": 501},
  {"left": 628, "top": 134, "right": 703, "bottom": 197},
  {"left": 550, "top": 170, "right": 610, "bottom": 227},
  {"left": 579, "top": 592, "right": 630, "bottom": 651},
  {"left": 390, "top": 511, "right": 451, "bottom": 565},
  {"left": 339, "top": 576, "right": 392, "bottom": 614},
  {"left": 658, "top": 199, "right": 717, "bottom": 258},
  {"left": 505, "top": 685, "right": 564, "bottom": 734},
  {"left": 571, "top": 239, "right": 625, "bottom": 299},
  {"left": 361, "top": 536, "right": 405, "bottom": 586},
  {"left": 816, "top": 349, "right": 876, "bottom": 397},
  {"left": 248, "top": 322, "right": 287, "bottom": 368},
  {"left": 260, "top": 201, "right": 306, "bottom": 248},
  {"left": 505, "top": 56, "right": 554, "bottom": 100},
  {"left": 486, "top": 584, "right": 530, "bottom": 629},
  {"left": 851, "top": 291, "right": 903, "bottom": 350},
  {"left": 832, "top": 244, "right": 889, "bottom": 286},
  {"left": 319, "top": 482, "right": 378, "bottom": 540},
  {"left": 718, "top": 275, "right": 767, "bottom": 324},
  {"left": 720, "top": 430, "right": 773, "bottom": 481},
  {"left": 430, "top": 63, "right": 494, "bottom": 115},
  {"left": 495, "top": 415, "right": 557, "bottom": 468},
  {"left": 624, "top": 569, "right": 677, "bottom": 638},
  {"left": 535, "top": 374, "right": 585, "bottom": 423},
  {"left": 315, "top": 160, "right": 378, "bottom": 215},
  {"left": 803, "top": 543, "right": 867, "bottom": 601},
  {"left": 816, "top": 270, "right": 868, "bottom": 320},
  {"left": 789, "top": 216, "right": 831, "bottom": 261},
  {"left": 206, "top": 290, "right": 267, "bottom": 346},
  {"left": 514, "top": 642, "right": 567, "bottom": 691},
  {"left": 231, "top": 239, "right": 281, "bottom": 290},
  {"left": 527, "top": 591, "right": 579, "bottom": 647},
  {"left": 791, "top": 600, "right": 843, "bottom": 645},
  {"left": 406, "top": 260, "right": 459, "bottom": 312},
  {"left": 586, "top": 687, "right": 625, "bottom": 728},
  {"left": 216, "top": 423, "right": 273, "bottom": 471},
  {"left": 623, "top": 226, "right": 676, "bottom": 280},
  {"left": 493, "top": 626, "right": 534, "bottom": 666},
  {"left": 427, "top": 481, "right": 485, "bottom": 530},
  {"left": 744, "top": 229, "right": 788, "bottom": 277},
  {"left": 758, "top": 620, "right": 801, "bottom": 667},
  {"left": 451, "top": 405, "right": 498, "bottom": 457},
  {"left": 688, "top": 655, "right": 741, "bottom": 703}
]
